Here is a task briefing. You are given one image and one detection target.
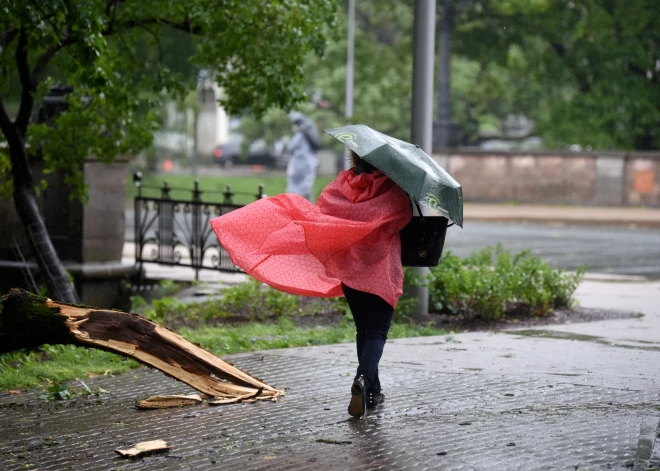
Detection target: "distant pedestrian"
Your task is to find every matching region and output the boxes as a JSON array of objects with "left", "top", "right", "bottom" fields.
[
  {"left": 286, "top": 112, "right": 321, "bottom": 202},
  {"left": 210, "top": 149, "right": 411, "bottom": 418}
]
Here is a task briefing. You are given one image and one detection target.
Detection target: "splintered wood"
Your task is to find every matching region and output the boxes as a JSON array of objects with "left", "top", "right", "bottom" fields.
[
  {"left": 136, "top": 394, "right": 203, "bottom": 409},
  {"left": 115, "top": 440, "right": 170, "bottom": 457},
  {"left": 0, "top": 289, "right": 284, "bottom": 404}
]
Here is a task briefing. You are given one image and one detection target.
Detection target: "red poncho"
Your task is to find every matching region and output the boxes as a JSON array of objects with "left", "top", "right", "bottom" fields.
[{"left": 210, "top": 170, "right": 412, "bottom": 307}]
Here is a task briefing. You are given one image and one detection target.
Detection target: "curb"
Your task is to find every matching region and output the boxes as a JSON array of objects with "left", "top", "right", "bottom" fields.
[{"left": 464, "top": 216, "right": 660, "bottom": 228}]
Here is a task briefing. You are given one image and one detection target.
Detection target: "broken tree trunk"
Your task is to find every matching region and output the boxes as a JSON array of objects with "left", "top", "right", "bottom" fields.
[{"left": 0, "top": 289, "right": 282, "bottom": 401}]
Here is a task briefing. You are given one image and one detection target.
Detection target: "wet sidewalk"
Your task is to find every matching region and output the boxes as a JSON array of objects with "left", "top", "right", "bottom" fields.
[{"left": 1, "top": 281, "right": 659, "bottom": 470}]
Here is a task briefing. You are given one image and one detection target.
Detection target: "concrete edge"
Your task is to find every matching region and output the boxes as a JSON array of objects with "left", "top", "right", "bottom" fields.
[
  {"left": 574, "top": 272, "right": 650, "bottom": 283},
  {"left": 633, "top": 416, "right": 660, "bottom": 471},
  {"left": 464, "top": 216, "right": 660, "bottom": 228}
]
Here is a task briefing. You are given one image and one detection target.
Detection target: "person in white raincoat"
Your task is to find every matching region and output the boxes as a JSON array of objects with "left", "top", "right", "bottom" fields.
[{"left": 286, "top": 112, "right": 320, "bottom": 202}]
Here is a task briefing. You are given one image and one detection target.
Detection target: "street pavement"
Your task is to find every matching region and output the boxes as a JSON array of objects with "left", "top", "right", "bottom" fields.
[
  {"left": 443, "top": 220, "right": 660, "bottom": 278},
  {"left": 1, "top": 279, "right": 659, "bottom": 470}
]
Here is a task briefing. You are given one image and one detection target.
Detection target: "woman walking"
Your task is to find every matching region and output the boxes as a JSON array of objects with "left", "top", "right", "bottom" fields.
[{"left": 210, "top": 150, "right": 412, "bottom": 417}]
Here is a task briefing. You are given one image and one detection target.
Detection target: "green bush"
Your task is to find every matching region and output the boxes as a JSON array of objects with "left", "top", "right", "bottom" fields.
[
  {"left": 141, "top": 245, "right": 584, "bottom": 327},
  {"left": 428, "top": 245, "right": 584, "bottom": 319}
]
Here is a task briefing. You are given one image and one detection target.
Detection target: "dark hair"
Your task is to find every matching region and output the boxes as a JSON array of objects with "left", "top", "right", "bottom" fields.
[{"left": 350, "top": 150, "right": 376, "bottom": 173}]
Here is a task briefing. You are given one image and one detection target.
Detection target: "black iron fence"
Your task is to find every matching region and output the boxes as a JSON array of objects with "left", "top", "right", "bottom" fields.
[{"left": 133, "top": 172, "right": 264, "bottom": 279}]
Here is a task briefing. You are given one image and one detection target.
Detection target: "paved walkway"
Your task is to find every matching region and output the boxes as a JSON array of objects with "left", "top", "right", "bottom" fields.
[{"left": 1, "top": 280, "right": 659, "bottom": 470}]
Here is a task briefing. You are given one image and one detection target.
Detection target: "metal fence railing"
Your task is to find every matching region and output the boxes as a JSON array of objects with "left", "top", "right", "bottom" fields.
[{"left": 133, "top": 172, "right": 263, "bottom": 279}]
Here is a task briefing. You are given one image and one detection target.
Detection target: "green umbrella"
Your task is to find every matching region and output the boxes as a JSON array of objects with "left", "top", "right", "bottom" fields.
[{"left": 325, "top": 124, "right": 463, "bottom": 227}]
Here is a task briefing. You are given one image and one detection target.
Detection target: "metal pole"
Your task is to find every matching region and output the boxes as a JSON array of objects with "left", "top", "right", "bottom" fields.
[
  {"left": 411, "top": 0, "right": 436, "bottom": 316},
  {"left": 344, "top": 0, "right": 356, "bottom": 171},
  {"left": 436, "top": 0, "right": 453, "bottom": 149}
]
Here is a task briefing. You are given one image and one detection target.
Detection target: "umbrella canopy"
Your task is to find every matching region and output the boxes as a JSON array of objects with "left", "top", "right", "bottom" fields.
[{"left": 325, "top": 124, "right": 463, "bottom": 227}]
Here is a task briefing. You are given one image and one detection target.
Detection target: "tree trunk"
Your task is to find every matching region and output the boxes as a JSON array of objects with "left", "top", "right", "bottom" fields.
[
  {"left": 0, "top": 92, "right": 79, "bottom": 304},
  {"left": 436, "top": 0, "right": 454, "bottom": 149},
  {"left": 0, "top": 289, "right": 283, "bottom": 401},
  {"left": 13, "top": 181, "right": 79, "bottom": 303}
]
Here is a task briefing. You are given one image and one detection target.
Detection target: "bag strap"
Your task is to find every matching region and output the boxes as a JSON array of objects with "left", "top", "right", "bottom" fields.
[
  {"left": 409, "top": 197, "right": 425, "bottom": 222},
  {"left": 411, "top": 197, "right": 455, "bottom": 228},
  {"left": 413, "top": 199, "right": 424, "bottom": 217}
]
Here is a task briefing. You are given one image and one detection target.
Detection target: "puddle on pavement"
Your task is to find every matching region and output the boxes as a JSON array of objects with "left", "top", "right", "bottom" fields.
[
  {"left": 511, "top": 330, "right": 601, "bottom": 341},
  {"left": 507, "top": 330, "right": 660, "bottom": 352}
]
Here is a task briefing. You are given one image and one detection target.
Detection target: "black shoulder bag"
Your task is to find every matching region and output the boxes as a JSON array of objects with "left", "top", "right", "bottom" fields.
[{"left": 400, "top": 199, "right": 452, "bottom": 267}]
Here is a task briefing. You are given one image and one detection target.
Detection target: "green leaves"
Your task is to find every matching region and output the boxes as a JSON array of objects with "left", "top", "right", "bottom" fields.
[
  {"left": 1, "top": 0, "right": 337, "bottom": 199},
  {"left": 428, "top": 245, "right": 585, "bottom": 319},
  {"left": 454, "top": 0, "right": 660, "bottom": 150},
  {"left": 39, "top": 380, "right": 109, "bottom": 401},
  {"left": 40, "top": 383, "right": 72, "bottom": 401}
]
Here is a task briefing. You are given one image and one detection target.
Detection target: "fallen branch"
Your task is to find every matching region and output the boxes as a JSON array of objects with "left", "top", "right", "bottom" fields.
[{"left": 0, "top": 289, "right": 283, "bottom": 402}]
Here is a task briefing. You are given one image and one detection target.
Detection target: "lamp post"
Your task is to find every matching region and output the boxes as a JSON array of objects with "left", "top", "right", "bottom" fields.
[
  {"left": 411, "top": 0, "right": 436, "bottom": 316},
  {"left": 344, "top": 0, "right": 355, "bottom": 171}
]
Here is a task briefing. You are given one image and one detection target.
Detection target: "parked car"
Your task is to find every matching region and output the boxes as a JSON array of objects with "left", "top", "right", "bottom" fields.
[
  {"left": 213, "top": 141, "right": 241, "bottom": 167},
  {"left": 214, "top": 137, "right": 283, "bottom": 168},
  {"left": 245, "top": 139, "right": 278, "bottom": 168}
]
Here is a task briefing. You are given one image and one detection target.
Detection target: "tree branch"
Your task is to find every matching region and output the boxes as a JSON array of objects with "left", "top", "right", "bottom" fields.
[
  {"left": 150, "top": 18, "right": 202, "bottom": 35},
  {"left": 627, "top": 61, "right": 657, "bottom": 83},
  {"left": 26, "top": 0, "right": 67, "bottom": 43},
  {"left": 105, "top": 17, "right": 201, "bottom": 36},
  {"left": 0, "top": 95, "right": 16, "bottom": 141},
  {"left": 139, "top": 25, "right": 164, "bottom": 64},
  {"left": 1, "top": 28, "right": 18, "bottom": 50},
  {"left": 15, "top": 29, "right": 35, "bottom": 137},
  {"left": 549, "top": 42, "right": 592, "bottom": 93},
  {"left": 32, "top": 37, "right": 77, "bottom": 83},
  {"left": 8, "top": 13, "right": 200, "bottom": 139},
  {"left": 550, "top": 42, "right": 566, "bottom": 58},
  {"left": 0, "top": 95, "right": 33, "bottom": 189}
]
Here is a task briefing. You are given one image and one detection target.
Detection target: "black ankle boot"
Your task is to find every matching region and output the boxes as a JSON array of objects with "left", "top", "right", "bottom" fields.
[
  {"left": 366, "top": 392, "right": 385, "bottom": 409},
  {"left": 348, "top": 375, "right": 368, "bottom": 418}
]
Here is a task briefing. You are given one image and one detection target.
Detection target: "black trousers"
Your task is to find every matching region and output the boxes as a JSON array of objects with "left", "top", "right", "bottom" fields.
[{"left": 341, "top": 283, "right": 394, "bottom": 393}]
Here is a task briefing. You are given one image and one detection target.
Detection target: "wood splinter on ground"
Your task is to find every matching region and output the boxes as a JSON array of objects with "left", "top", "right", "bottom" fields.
[
  {"left": 115, "top": 439, "right": 170, "bottom": 457},
  {"left": 0, "top": 289, "right": 284, "bottom": 404},
  {"left": 136, "top": 394, "right": 204, "bottom": 409}
]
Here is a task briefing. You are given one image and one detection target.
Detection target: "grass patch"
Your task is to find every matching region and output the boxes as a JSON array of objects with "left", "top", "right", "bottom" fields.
[
  {"left": 0, "top": 318, "right": 447, "bottom": 392},
  {"left": 0, "top": 245, "right": 582, "bottom": 392},
  {"left": 127, "top": 172, "right": 335, "bottom": 205},
  {"left": 0, "top": 345, "right": 139, "bottom": 391},
  {"left": 181, "top": 317, "right": 446, "bottom": 356}
]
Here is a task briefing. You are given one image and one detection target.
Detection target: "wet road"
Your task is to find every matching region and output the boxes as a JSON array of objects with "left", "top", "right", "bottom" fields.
[
  {"left": 443, "top": 221, "right": 660, "bottom": 278},
  {"left": 124, "top": 211, "right": 660, "bottom": 278}
]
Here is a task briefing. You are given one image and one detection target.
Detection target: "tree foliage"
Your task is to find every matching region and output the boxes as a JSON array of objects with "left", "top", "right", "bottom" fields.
[
  {"left": 239, "top": 0, "right": 660, "bottom": 152},
  {"left": 454, "top": 0, "right": 660, "bottom": 150},
  {"left": 0, "top": 0, "right": 336, "bottom": 302},
  {"left": 0, "top": 0, "right": 336, "bottom": 198}
]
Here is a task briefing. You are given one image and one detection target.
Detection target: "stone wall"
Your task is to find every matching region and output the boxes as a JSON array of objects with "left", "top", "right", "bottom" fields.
[
  {"left": 434, "top": 151, "right": 660, "bottom": 207},
  {"left": 81, "top": 160, "right": 127, "bottom": 262}
]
